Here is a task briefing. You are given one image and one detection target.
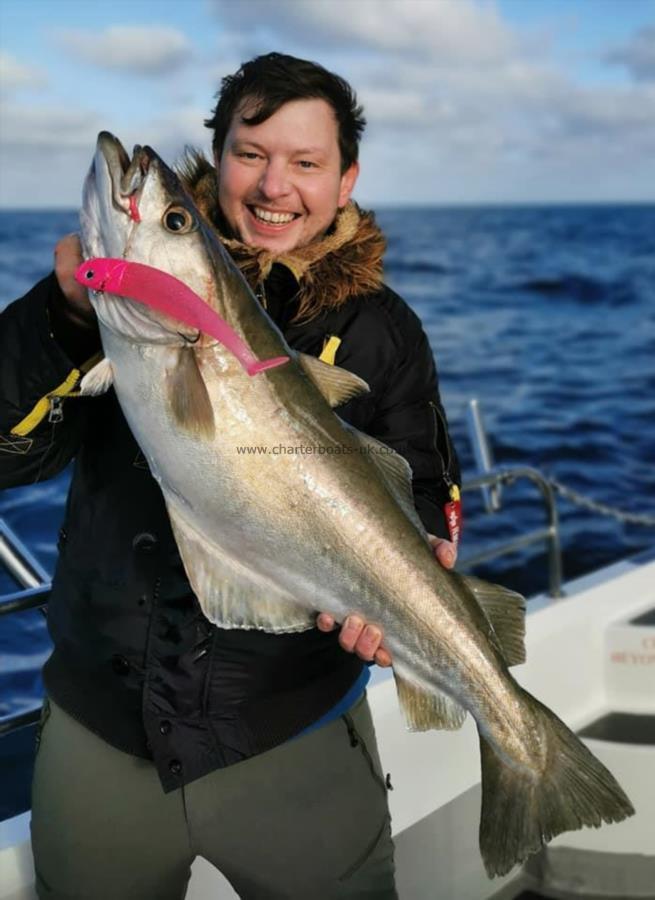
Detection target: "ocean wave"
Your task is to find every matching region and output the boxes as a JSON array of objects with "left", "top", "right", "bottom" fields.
[
  {"left": 509, "top": 274, "right": 623, "bottom": 304},
  {"left": 385, "top": 258, "right": 450, "bottom": 275}
]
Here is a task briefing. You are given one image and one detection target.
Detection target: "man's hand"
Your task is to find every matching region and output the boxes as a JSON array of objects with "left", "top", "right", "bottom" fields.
[
  {"left": 54, "top": 234, "right": 96, "bottom": 324},
  {"left": 316, "top": 534, "right": 457, "bottom": 667}
]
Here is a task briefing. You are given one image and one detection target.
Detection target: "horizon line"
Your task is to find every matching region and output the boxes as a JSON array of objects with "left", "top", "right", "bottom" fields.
[{"left": 1, "top": 199, "right": 655, "bottom": 214}]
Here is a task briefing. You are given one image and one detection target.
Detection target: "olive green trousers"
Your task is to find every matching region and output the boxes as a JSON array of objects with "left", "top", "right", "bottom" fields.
[{"left": 31, "top": 693, "right": 397, "bottom": 899}]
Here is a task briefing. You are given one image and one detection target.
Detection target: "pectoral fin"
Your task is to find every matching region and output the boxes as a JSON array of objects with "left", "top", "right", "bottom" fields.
[
  {"left": 298, "top": 353, "right": 369, "bottom": 407},
  {"left": 79, "top": 358, "right": 114, "bottom": 396},
  {"left": 394, "top": 671, "right": 467, "bottom": 731},
  {"left": 166, "top": 348, "right": 214, "bottom": 439},
  {"left": 165, "top": 496, "right": 315, "bottom": 632}
]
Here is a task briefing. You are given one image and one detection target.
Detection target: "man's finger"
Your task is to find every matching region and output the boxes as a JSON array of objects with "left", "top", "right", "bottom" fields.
[
  {"left": 320, "top": 613, "right": 392, "bottom": 666},
  {"left": 54, "top": 233, "right": 95, "bottom": 314},
  {"left": 375, "top": 647, "right": 392, "bottom": 667},
  {"left": 427, "top": 534, "right": 457, "bottom": 569},
  {"left": 354, "top": 624, "right": 382, "bottom": 661},
  {"left": 316, "top": 612, "right": 337, "bottom": 632},
  {"left": 435, "top": 541, "right": 457, "bottom": 569},
  {"left": 338, "top": 615, "right": 365, "bottom": 653},
  {"left": 54, "top": 233, "right": 83, "bottom": 272}
]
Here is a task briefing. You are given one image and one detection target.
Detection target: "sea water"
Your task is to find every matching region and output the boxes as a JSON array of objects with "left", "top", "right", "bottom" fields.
[{"left": 1, "top": 204, "right": 654, "bottom": 719}]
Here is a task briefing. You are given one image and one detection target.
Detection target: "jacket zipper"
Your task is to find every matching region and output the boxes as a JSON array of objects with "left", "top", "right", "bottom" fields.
[
  {"left": 428, "top": 400, "right": 453, "bottom": 485},
  {"left": 48, "top": 396, "right": 65, "bottom": 424}
]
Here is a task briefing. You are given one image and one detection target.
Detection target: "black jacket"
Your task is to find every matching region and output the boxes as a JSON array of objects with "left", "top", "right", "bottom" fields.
[{"left": 0, "top": 262, "right": 460, "bottom": 792}]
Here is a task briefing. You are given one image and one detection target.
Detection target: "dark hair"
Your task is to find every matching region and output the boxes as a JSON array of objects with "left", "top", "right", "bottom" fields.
[{"left": 204, "top": 52, "right": 365, "bottom": 173}]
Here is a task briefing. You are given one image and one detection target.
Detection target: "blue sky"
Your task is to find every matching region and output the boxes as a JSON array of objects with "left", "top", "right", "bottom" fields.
[{"left": 1, "top": 0, "right": 654, "bottom": 207}]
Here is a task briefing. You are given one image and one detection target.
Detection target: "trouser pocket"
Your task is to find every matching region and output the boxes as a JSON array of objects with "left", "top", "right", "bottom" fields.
[
  {"left": 341, "top": 707, "right": 389, "bottom": 795},
  {"left": 336, "top": 697, "right": 396, "bottom": 887}
]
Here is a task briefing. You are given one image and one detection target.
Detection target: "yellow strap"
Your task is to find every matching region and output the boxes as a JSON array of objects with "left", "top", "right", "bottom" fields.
[
  {"left": 318, "top": 335, "right": 341, "bottom": 366},
  {"left": 11, "top": 368, "right": 81, "bottom": 437},
  {"left": 449, "top": 484, "right": 461, "bottom": 502}
]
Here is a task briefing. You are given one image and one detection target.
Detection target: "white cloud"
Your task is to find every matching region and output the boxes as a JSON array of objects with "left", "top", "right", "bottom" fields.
[
  {"left": 0, "top": 52, "right": 46, "bottom": 94},
  {"left": 359, "top": 87, "right": 438, "bottom": 126},
  {"left": 0, "top": 100, "right": 213, "bottom": 207},
  {"left": 144, "top": 106, "right": 214, "bottom": 163},
  {"left": 0, "top": 103, "right": 103, "bottom": 150},
  {"left": 552, "top": 84, "right": 655, "bottom": 141},
  {"left": 213, "top": 0, "right": 517, "bottom": 65},
  {"left": 0, "top": 101, "right": 101, "bottom": 204},
  {"left": 55, "top": 25, "right": 193, "bottom": 76},
  {"left": 605, "top": 25, "right": 655, "bottom": 82}
]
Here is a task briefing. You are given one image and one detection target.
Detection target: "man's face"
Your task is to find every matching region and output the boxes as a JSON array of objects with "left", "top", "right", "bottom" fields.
[{"left": 216, "top": 97, "right": 359, "bottom": 253}]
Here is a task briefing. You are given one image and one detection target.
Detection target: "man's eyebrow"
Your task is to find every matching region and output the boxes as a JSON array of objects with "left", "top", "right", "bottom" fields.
[
  {"left": 231, "top": 140, "right": 266, "bottom": 152},
  {"left": 231, "top": 139, "right": 326, "bottom": 157}
]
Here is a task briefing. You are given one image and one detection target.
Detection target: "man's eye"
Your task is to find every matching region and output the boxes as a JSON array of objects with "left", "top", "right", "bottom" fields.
[
  {"left": 237, "top": 152, "right": 261, "bottom": 160},
  {"left": 298, "top": 160, "right": 317, "bottom": 169}
]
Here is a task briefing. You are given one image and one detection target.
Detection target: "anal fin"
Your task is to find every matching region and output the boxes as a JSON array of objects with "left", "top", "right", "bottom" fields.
[
  {"left": 394, "top": 671, "right": 466, "bottom": 732},
  {"left": 165, "top": 495, "right": 315, "bottom": 633}
]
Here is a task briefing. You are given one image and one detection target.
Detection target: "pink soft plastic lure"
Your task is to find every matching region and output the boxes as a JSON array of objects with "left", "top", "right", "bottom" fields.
[{"left": 74, "top": 258, "right": 289, "bottom": 377}]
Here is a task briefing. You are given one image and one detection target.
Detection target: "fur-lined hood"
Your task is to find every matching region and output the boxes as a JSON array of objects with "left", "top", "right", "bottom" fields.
[{"left": 177, "top": 152, "right": 386, "bottom": 322}]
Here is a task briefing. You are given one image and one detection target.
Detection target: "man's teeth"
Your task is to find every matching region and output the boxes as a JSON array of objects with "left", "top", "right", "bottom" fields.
[{"left": 253, "top": 207, "right": 297, "bottom": 225}]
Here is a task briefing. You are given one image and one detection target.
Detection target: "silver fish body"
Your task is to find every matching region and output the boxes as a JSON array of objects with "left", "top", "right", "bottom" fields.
[{"left": 78, "top": 132, "right": 634, "bottom": 877}]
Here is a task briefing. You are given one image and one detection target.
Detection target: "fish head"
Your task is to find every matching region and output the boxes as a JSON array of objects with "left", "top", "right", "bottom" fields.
[{"left": 80, "top": 131, "right": 235, "bottom": 346}]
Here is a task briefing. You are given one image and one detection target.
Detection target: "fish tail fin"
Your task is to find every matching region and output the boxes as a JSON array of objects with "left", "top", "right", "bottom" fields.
[{"left": 478, "top": 695, "right": 634, "bottom": 878}]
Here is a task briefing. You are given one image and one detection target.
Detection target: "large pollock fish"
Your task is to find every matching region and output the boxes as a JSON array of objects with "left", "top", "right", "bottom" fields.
[{"left": 77, "top": 132, "right": 633, "bottom": 877}]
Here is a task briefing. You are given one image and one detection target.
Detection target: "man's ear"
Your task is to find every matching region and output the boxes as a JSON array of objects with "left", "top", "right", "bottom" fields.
[{"left": 338, "top": 161, "right": 359, "bottom": 208}]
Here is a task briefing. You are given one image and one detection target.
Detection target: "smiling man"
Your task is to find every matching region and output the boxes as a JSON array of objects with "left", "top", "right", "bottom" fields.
[
  {"left": 1, "top": 53, "right": 460, "bottom": 899},
  {"left": 216, "top": 96, "right": 358, "bottom": 253}
]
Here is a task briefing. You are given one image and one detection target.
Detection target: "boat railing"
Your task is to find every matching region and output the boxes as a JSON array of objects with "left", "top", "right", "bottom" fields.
[
  {"left": 458, "top": 467, "right": 563, "bottom": 597},
  {"left": 459, "top": 398, "right": 563, "bottom": 596},
  {"left": 0, "top": 518, "right": 50, "bottom": 737}
]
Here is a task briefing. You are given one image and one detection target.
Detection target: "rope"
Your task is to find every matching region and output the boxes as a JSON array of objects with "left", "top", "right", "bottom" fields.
[{"left": 547, "top": 477, "right": 655, "bottom": 527}]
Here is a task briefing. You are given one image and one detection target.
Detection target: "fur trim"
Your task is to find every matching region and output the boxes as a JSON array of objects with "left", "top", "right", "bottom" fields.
[{"left": 177, "top": 150, "right": 386, "bottom": 323}]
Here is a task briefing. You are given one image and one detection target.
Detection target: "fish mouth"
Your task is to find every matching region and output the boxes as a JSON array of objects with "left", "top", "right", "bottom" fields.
[{"left": 94, "top": 131, "right": 155, "bottom": 218}]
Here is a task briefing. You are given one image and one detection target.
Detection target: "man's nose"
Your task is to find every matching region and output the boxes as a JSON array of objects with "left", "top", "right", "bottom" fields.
[{"left": 258, "top": 160, "right": 291, "bottom": 200}]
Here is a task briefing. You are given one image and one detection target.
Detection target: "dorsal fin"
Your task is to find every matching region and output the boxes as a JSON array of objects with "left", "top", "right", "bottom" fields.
[
  {"left": 298, "top": 353, "right": 369, "bottom": 408},
  {"left": 352, "top": 430, "right": 426, "bottom": 534},
  {"left": 451, "top": 573, "right": 526, "bottom": 667}
]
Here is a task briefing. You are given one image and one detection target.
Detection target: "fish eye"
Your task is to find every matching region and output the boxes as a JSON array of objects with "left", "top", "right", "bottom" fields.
[{"left": 163, "top": 206, "right": 196, "bottom": 234}]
